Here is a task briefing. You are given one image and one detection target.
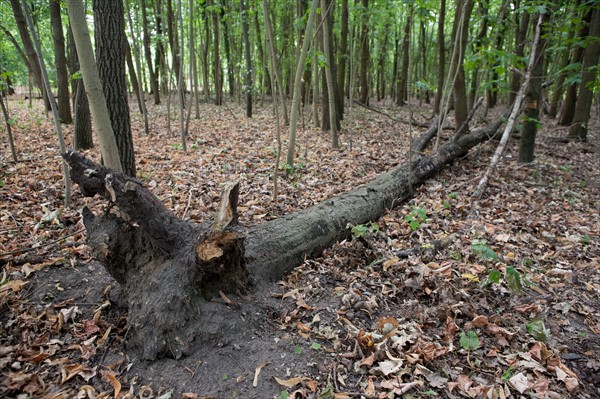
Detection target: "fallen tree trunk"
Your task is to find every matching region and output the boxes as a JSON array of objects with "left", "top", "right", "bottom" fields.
[{"left": 63, "top": 113, "right": 506, "bottom": 360}]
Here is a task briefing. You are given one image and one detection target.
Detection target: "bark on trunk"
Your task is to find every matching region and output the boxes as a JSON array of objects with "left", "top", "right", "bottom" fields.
[
  {"left": 358, "top": 0, "right": 369, "bottom": 105},
  {"left": 141, "top": 0, "right": 160, "bottom": 104},
  {"left": 93, "top": 0, "right": 136, "bottom": 176},
  {"left": 50, "top": 0, "right": 72, "bottom": 124},
  {"left": 64, "top": 110, "right": 506, "bottom": 361}
]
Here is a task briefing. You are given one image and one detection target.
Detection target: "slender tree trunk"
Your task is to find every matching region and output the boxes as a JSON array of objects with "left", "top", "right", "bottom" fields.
[
  {"left": 263, "top": 0, "right": 289, "bottom": 125},
  {"left": 125, "top": 41, "right": 143, "bottom": 113},
  {"left": 177, "top": 0, "right": 186, "bottom": 150},
  {"left": 0, "top": 94, "right": 18, "bottom": 161},
  {"left": 485, "top": 0, "right": 509, "bottom": 112},
  {"left": 141, "top": 0, "right": 160, "bottom": 104},
  {"left": 49, "top": 0, "right": 72, "bottom": 124},
  {"left": 509, "top": 10, "right": 530, "bottom": 105},
  {"left": 358, "top": 0, "right": 369, "bottom": 105},
  {"left": 337, "top": 0, "right": 348, "bottom": 112},
  {"left": 93, "top": 0, "right": 136, "bottom": 176},
  {"left": 518, "top": 12, "right": 550, "bottom": 163},
  {"left": 155, "top": 0, "right": 167, "bottom": 94},
  {"left": 548, "top": 27, "right": 576, "bottom": 118},
  {"left": 468, "top": 0, "right": 488, "bottom": 109},
  {"left": 321, "top": 0, "right": 338, "bottom": 148},
  {"left": 212, "top": 1, "right": 223, "bottom": 106},
  {"left": 9, "top": 0, "right": 49, "bottom": 110},
  {"left": 125, "top": 1, "right": 150, "bottom": 134},
  {"left": 559, "top": 7, "right": 591, "bottom": 126},
  {"left": 253, "top": 10, "right": 270, "bottom": 96},
  {"left": 66, "top": 21, "right": 93, "bottom": 150},
  {"left": 397, "top": 4, "right": 413, "bottom": 106},
  {"left": 241, "top": 0, "right": 253, "bottom": 117},
  {"left": 568, "top": 6, "right": 600, "bottom": 141},
  {"left": 166, "top": 0, "right": 180, "bottom": 83},
  {"left": 21, "top": 0, "right": 71, "bottom": 207},
  {"left": 286, "top": 0, "right": 318, "bottom": 170},
  {"left": 221, "top": 8, "right": 235, "bottom": 97},
  {"left": 450, "top": 0, "right": 474, "bottom": 132},
  {"left": 66, "top": 0, "right": 120, "bottom": 171}
]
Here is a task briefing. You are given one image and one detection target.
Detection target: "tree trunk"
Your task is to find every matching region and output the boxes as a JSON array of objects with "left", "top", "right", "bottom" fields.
[
  {"left": 141, "top": 0, "right": 160, "bottom": 104},
  {"left": 397, "top": 4, "right": 413, "bottom": 106},
  {"left": 358, "top": 0, "right": 369, "bottom": 105},
  {"left": 337, "top": 0, "right": 348, "bottom": 113},
  {"left": 253, "top": 10, "right": 271, "bottom": 96},
  {"left": 66, "top": 0, "right": 120, "bottom": 171},
  {"left": 221, "top": 8, "right": 235, "bottom": 98},
  {"left": 285, "top": 0, "right": 319, "bottom": 170},
  {"left": 321, "top": 0, "right": 338, "bottom": 148},
  {"left": 9, "top": 0, "right": 49, "bottom": 110},
  {"left": 64, "top": 109, "right": 506, "bottom": 360},
  {"left": 166, "top": 0, "right": 180, "bottom": 83},
  {"left": 155, "top": 0, "right": 167, "bottom": 94},
  {"left": 263, "top": 0, "right": 289, "bottom": 125},
  {"left": 433, "top": 0, "right": 446, "bottom": 114},
  {"left": 125, "top": 41, "right": 143, "bottom": 114},
  {"left": 49, "top": 0, "right": 72, "bottom": 124},
  {"left": 568, "top": 6, "right": 600, "bottom": 141},
  {"left": 518, "top": 12, "right": 550, "bottom": 163},
  {"left": 468, "top": 0, "right": 488, "bottom": 110},
  {"left": 509, "top": 10, "right": 530, "bottom": 105},
  {"left": 212, "top": 1, "right": 223, "bottom": 106},
  {"left": 66, "top": 21, "right": 93, "bottom": 150},
  {"left": 93, "top": 0, "right": 136, "bottom": 177},
  {"left": 450, "top": 0, "right": 474, "bottom": 132},
  {"left": 241, "top": 0, "right": 252, "bottom": 117},
  {"left": 558, "top": 8, "right": 591, "bottom": 126}
]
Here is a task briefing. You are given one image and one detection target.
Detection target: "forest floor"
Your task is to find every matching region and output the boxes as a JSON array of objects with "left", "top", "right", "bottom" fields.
[{"left": 0, "top": 96, "right": 599, "bottom": 399}]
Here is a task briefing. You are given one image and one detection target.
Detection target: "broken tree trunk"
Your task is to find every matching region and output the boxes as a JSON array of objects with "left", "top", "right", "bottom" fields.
[{"left": 63, "top": 113, "right": 506, "bottom": 360}]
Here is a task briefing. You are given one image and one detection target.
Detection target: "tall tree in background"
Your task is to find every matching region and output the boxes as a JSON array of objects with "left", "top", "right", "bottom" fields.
[
  {"left": 568, "top": 6, "right": 600, "bottom": 141},
  {"left": 397, "top": 3, "right": 413, "bottom": 106},
  {"left": 321, "top": 0, "right": 338, "bottom": 148},
  {"left": 559, "top": 6, "right": 591, "bottom": 126},
  {"left": 93, "top": 0, "right": 136, "bottom": 176},
  {"left": 434, "top": 0, "right": 446, "bottom": 114},
  {"left": 358, "top": 0, "right": 369, "bottom": 105},
  {"left": 141, "top": 0, "right": 160, "bottom": 104},
  {"left": 211, "top": 0, "right": 223, "bottom": 105},
  {"left": 518, "top": 12, "right": 550, "bottom": 163},
  {"left": 66, "top": 23, "right": 93, "bottom": 150},
  {"left": 263, "top": 0, "right": 289, "bottom": 125},
  {"left": 9, "top": 0, "right": 49, "bottom": 109},
  {"left": 509, "top": 9, "right": 530, "bottom": 105},
  {"left": 449, "top": 0, "right": 474, "bottom": 131},
  {"left": 241, "top": 0, "right": 252, "bottom": 117},
  {"left": 49, "top": 0, "right": 72, "bottom": 124},
  {"left": 337, "top": 0, "right": 348, "bottom": 111}
]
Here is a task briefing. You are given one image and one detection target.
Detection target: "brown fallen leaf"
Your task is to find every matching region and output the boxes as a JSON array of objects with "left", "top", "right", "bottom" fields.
[
  {"left": 252, "top": 361, "right": 270, "bottom": 387},
  {"left": 273, "top": 376, "right": 308, "bottom": 388},
  {"left": 101, "top": 370, "right": 121, "bottom": 398}
]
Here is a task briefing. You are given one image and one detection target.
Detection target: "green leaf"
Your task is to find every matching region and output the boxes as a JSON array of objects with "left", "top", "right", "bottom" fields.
[
  {"left": 279, "top": 391, "right": 290, "bottom": 399},
  {"left": 310, "top": 342, "right": 321, "bottom": 350},
  {"left": 505, "top": 267, "right": 522, "bottom": 293},
  {"left": 483, "top": 270, "right": 502, "bottom": 286},
  {"left": 459, "top": 330, "right": 480, "bottom": 351},
  {"left": 526, "top": 318, "right": 549, "bottom": 342},
  {"left": 294, "top": 346, "right": 303, "bottom": 355},
  {"left": 501, "top": 365, "right": 514, "bottom": 381},
  {"left": 7, "top": 118, "right": 16, "bottom": 125},
  {"left": 471, "top": 240, "right": 499, "bottom": 261}
]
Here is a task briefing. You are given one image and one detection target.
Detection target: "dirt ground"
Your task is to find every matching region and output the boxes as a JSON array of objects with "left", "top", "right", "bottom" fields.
[{"left": 1, "top": 97, "right": 599, "bottom": 398}]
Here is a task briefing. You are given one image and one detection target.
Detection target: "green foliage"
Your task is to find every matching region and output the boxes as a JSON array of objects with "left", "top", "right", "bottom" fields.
[
  {"left": 459, "top": 330, "right": 480, "bottom": 351},
  {"left": 294, "top": 346, "right": 303, "bottom": 355},
  {"left": 501, "top": 365, "right": 515, "bottom": 381},
  {"left": 278, "top": 391, "right": 289, "bottom": 399},
  {"left": 349, "top": 221, "right": 380, "bottom": 239},
  {"left": 505, "top": 267, "right": 522, "bottom": 293},
  {"left": 471, "top": 240, "right": 499, "bottom": 261},
  {"left": 404, "top": 207, "right": 427, "bottom": 231},
  {"left": 483, "top": 269, "right": 502, "bottom": 286},
  {"left": 310, "top": 342, "right": 321, "bottom": 350},
  {"left": 526, "top": 318, "right": 549, "bottom": 342}
]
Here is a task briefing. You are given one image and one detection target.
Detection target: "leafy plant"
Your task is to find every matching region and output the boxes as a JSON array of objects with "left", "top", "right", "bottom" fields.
[
  {"left": 505, "top": 267, "right": 522, "bottom": 293},
  {"left": 404, "top": 207, "right": 427, "bottom": 231},
  {"left": 348, "top": 221, "right": 379, "bottom": 239},
  {"left": 171, "top": 143, "right": 183, "bottom": 150},
  {"left": 459, "top": 330, "right": 480, "bottom": 351},
  {"left": 278, "top": 391, "right": 289, "bottom": 399},
  {"left": 526, "top": 318, "right": 549, "bottom": 342},
  {"left": 581, "top": 235, "right": 591, "bottom": 246},
  {"left": 294, "top": 346, "right": 303, "bottom": 355},
  {"left": 501, "top": 365, "right": 515, "bottom": 381},
  {"left": 471, "top": 240, "right": 499, "bottom": 261},
  {"left": 310, "top": 342, "right": 322, "bottom": 350},
  {"left": 482, "top": 269, "right": 502, "bottom": 287}
]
